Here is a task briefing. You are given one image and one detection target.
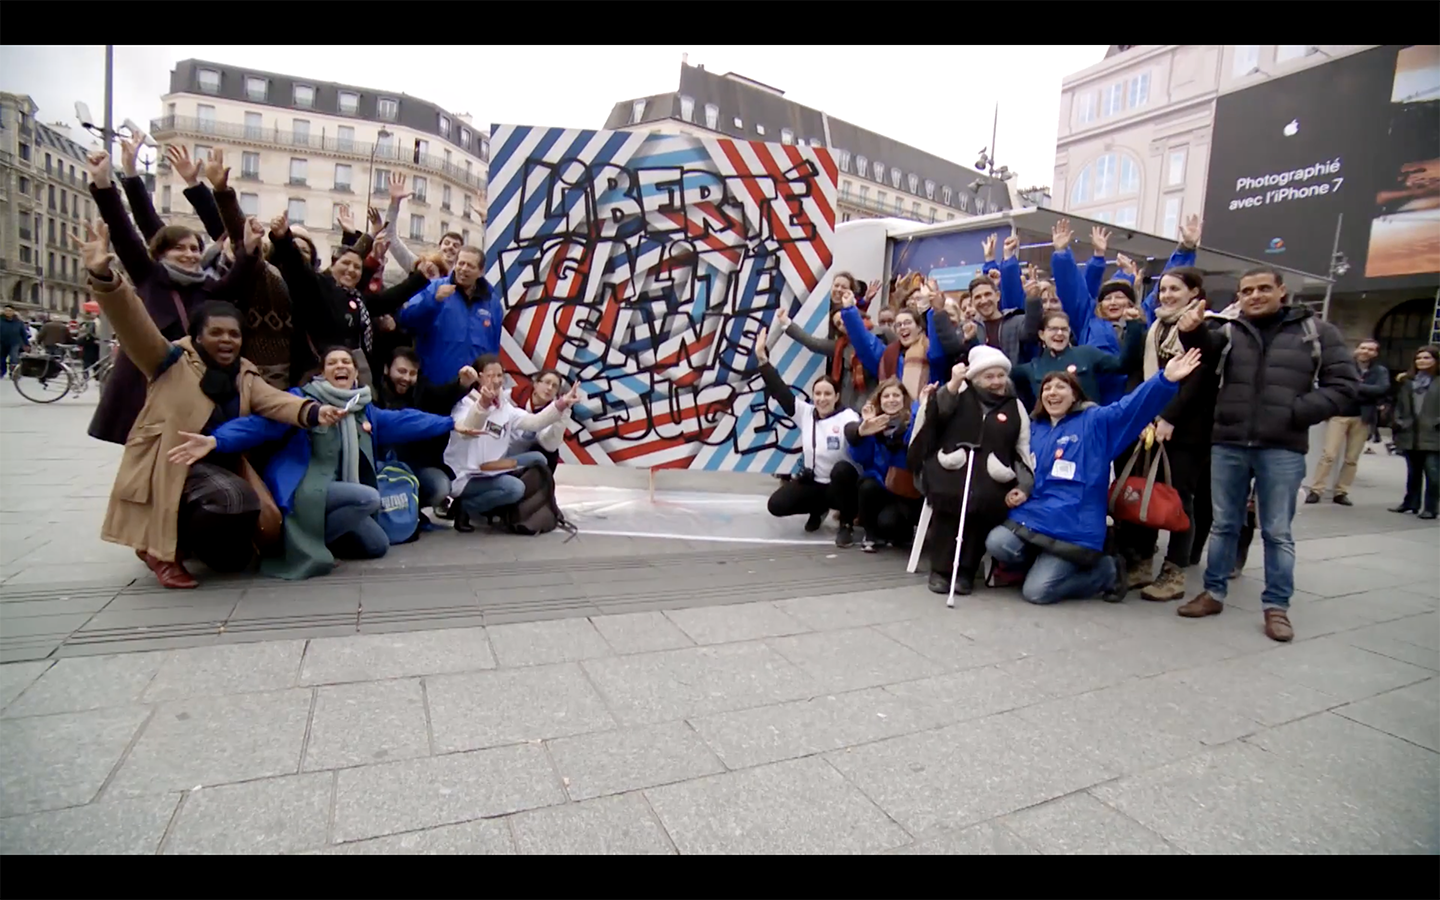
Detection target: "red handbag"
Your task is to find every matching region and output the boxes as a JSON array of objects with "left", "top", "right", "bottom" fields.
[{"left": 1108, "top": 443, "right": 1190, "bottom": 532}]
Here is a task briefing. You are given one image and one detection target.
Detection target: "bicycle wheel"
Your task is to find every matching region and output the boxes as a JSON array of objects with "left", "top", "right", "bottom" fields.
[{"left": 11, "top": 360, "right": 74, "bottom": 403}]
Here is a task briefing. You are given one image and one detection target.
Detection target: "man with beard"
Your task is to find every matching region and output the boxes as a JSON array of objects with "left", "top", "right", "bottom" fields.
[{"left": 374, "top": 347, "right": 480, "bottom": 515}]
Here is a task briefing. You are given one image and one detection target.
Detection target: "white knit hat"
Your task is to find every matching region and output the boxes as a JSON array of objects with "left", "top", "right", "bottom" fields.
[{"left": 966, "top": 344, "right": 1012, "bottom": 381}]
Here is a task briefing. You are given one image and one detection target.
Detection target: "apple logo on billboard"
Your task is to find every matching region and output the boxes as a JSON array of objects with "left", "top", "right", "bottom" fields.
[{"left": 1283, "top": 119, "right": 1299, "bottom": 137}]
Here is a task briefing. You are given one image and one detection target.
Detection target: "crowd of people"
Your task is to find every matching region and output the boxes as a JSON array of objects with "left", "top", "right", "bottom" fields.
[
  {"left": 753, "top": 215, "right": 1395, "bottom": 644},
  {"left": 67, "top": 133, "right": 1427, "bottom": 643}
]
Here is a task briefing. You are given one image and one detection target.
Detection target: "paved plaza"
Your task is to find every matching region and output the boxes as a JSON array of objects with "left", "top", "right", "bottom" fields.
[{"left": 0, "top": 389, "right": 1436, "bottom": 854}]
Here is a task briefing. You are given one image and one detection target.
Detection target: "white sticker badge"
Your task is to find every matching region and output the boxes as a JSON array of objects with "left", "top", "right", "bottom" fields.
[{"left": 1051, "top": 459, "right": 1077, "bottom": 480}]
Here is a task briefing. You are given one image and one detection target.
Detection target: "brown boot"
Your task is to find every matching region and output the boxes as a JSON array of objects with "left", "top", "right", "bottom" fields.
[
  {"left": 1177, "top": 591, "right": 1223, "bottom": 618},
  {"left": 1141, "top": 560, "right": 1187, "bottom": 602},
  {"left": 141, "top": 552, "right": 198, "bottom": 590},
  {"left": 1264, "top": 609, "right": 1294, "bottom": 642},
  {"left": 1127, "top": 556, "right": 1156, "bottom": 590}
]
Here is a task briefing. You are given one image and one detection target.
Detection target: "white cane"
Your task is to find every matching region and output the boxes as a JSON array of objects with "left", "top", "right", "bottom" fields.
[{"left": 948, "top": 444, "right": 981, "bottom": 609}]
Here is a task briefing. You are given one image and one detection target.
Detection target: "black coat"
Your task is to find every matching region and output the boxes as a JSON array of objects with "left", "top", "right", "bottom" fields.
[
  {"left": 908, "top": 383, "right": 1031, "bottom": 518},
  {"left": 1356, "top": 363, "right": 1392, "bottom": 425},
  {"left": 1392, "top": 376, "right": 1440, "bottom": 453},
  {"left": 374, "top": 375, "right": 470, "bottom": 472},
  {"left": 1180, "top": 307, "right": 1359, "bottom": 454}
]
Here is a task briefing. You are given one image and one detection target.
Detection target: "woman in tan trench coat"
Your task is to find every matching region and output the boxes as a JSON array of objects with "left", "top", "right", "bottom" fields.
[{"left": 80, "top": 221, "right": 346, "bottom": 589}]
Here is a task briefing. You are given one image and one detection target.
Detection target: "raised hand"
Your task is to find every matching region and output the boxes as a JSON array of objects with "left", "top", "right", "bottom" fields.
[
  {"left": 458, "top": 366, "right": 479, "bottom": 387},
  {"left": 962, "top": 319, "right": 978, "bottom": 341},
  {"left": 1003, "top": 234, "right": 1019, "bottom": 260},
  {"left": 478, "top": 382, "right": 500, "bottom": 408},
  {"left": 753, "top": 326, "right": 770, "bottom": 365},
  {"left": 858, "top": 413, "right": 889, "bottom": 436},
  {"left": 1163, "top": 347, "right": 1204, "bottom": 382},
  {"left": 1177, "top": 298, "right": 1206, "bottom": 332},
  {"left": 918, "top": 383, "right": 937, "bottom": 406},
  {"left": 243, "top": 217, "right": 265, "bottom": 255},
  {"left": 864, "top": 280, "right": 881, "bottom": 304},
  {"left": 119, "top": 135, "right": 141, "bottom": 178},
  {"left": 1115, "top": 252, "right": 1138, "bottom": 277},
  {"left": 167, "top": 431, "right": 217, "bottom": 466},
  {"left": 317, "top": 405, "right": 346, "bottom": 427},
  {"left": 388, "top": 172, "right": 411, "bottom": 202},
  {"left": 202, "top": 148, "right": 228, "bottom": 190},
  {"left": 166, "top": 145, "right": 201, "bottom": 187},
  {"left": 436, "top": 284, "right": 456, "bottom": 301},
  {"left": 269, "top": 211, "right": 289, "bottom": 238},
  {"left": 861, "top": 403, "right": 877, "bottom": 420},
  {"left": 86, "top": 151, "right": 113, "bottom": 190},
  {"left": 948, "top": 361, "right": 968, "bottom": 390},
  {"left": 78, "top": 220, "right": 111, "bottom": 275},
  {"left": 375, "top": 315, "right": 396, "bottom": 333},
  {"left": 982, "top": 233, "right": 997, "bottom": 262},
  {"left": 1090, "top": 226, "right": 1111, "bottom": 256},
  {"left": 773, "top": 305, "right": 791, "bottom": 331},
  {"left": 336, "top": 203, "right": 355, "bottom": 233},
  {"left": 556, "top": 383, "right": 583, "bottom": 411},
  {"left": 1180, "top": 214, "right": 1203, "bottom": 249},
  {"left": 1005, "top": 488, "right": 1027, "bottom": 509},
  {"left": 1052, "top": 218, "right": 1073, "bottom": 251},
  {"left": 837, "top": 288, "right": 856, "bottom": 309},
  {"left": 1123, "top": 305, "right": 1144, "bottom": 322},
  {"left": 367, "top": 207, "right": 384, "bottom": 236},
  {"left": 372, "top": 235, "right": 390, "bottom": 261}
]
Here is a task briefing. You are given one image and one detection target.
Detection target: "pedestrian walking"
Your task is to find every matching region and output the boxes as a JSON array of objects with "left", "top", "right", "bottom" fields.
[{"left": 1306, "top": 338, "right": 1391, "bottom": 505}]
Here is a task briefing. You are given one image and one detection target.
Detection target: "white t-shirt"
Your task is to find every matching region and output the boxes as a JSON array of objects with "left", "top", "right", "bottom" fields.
[
  {"left": 445, "top": 393, "right": 563, "bottom": 493},
  {"left": 795, "top": 401, "right": 860, "bottom": 484}
]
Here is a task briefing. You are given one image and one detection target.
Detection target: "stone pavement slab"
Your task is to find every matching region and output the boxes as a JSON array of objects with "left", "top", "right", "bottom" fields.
[
  {"left": 424, "top": 664, "right": 615, "bottom": 753},
  {"left": 765, "top": 627, "right": 947, "bottom": 692},
  {"left": 106, "top": 690, "right": 312, "bottom": 799},
  {"left": 662, "top": 602, "right": 811, "bottom": 645},
  {"left": 331, "top": 743, "right": 564, "bottom": 843},
  {"left": 546, "top": 721, "right": 724, "bottom": 801},
  {"left": 0, "top": 795, "right": 180, "bottom": 855},
  {"left": 298, "top": 629, "right": 494, "bottom": 685},
  {"left": 0, "top": 660, "right": 50, "bottom": 710},
  {"left": 885, "top": 820, "right": 1038, "bottom": 855},
  {"left": 317, "top": 818, "right": 514, "bottom": 855},
  {"left": 643, "top": 756, "right": 910, "bottom": 855},
  {"left": 0, "top": 706, "right": 151, "bottom": 816},
  {"left": 3, "top": 652, "right": 167, "bottom": 718},
  {"left": 1334, "top": 679, "right": 1440, "bottom": 752},
  {"left": 508, "top": 792, "right": 675, "bottom": 855},
  {"left": 586, "top": 611, "right": 694, "bottom": 655},
  {"left": 160, "top": 772, "right": 332, "bottom": 855},
  {"left": 302, "top": 680, "right": 430, "bottom": 771},
  {"left": 141, "top": 642, "right": 305, "bottom": 703},
  {"left": 998, "top": 792, "right": 1179, "bottom": 855},
  {"left": 485, "top": 618, "right": 613, "bottom": 667}
]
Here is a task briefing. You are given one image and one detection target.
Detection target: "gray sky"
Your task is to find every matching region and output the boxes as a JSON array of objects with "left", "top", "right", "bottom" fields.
[{"left": 2, "top": 45, "right": 1106, "bottom": 189}]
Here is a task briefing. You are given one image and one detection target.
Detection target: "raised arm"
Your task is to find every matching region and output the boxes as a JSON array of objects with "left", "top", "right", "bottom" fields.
[
  {"left": 1096, "top": 350, "right": 1199, "bottom": 457},
  {"left": 752, "top": 327, "right": 798, "bottom": 417},
  {"left": 785, "top": 321, "right": 837, "bottom": 357},
  {"left": 1084, "top": 227, "right": 1113, "bottom": 302},
  {"left": 397, "top": 280, "right": 447, "bottom": 334},
  {"left": 183, "top": 184, "right": 226, "bottom": 242},
  {"left": 839, "top": 305, "right": 884, "bottom": 376},
  {"left": 86, "top": 152, "right": 156, "bottom": 286},
  {"left": 998, "top": 254, "right": 1026, "bottom": 313},
  {"left": 80, "top": 224, "right": 171, "bottom": 380},
  {"left": 365, "top": 269, "right": 430, "bottom": 317},
  {"left": 116, "top": 136, "right": 166, "bottom": 240},
  {"left": 169, "top": 145, "right": 225, "bottom": 241},
  {"left": 383, "top": 176, "right": 419, "bottom": 271}
]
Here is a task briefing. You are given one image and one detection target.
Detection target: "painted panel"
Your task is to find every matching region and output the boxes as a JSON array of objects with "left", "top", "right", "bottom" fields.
[{"left": 484, "top": 125, "right": 837, "bottom": 471}]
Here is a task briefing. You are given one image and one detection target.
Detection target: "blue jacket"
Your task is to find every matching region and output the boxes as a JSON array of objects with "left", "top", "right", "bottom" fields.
[
  {"left": 1053, "top": 248, "right": 1142, "bottom": 405},
  {"left": 841, "top": 306, "right": 947, "bottom": 390},
  {"left": 397, "top": 275, "right": 503, "bottom": 385},
  {"left": 212, "top": 392, "right": 456, "bottom": 514},
  {"left": 0, "top": 316, "right": 28, "bottom": 346},
  {"left": 1009, "top": 371, "right": 1180, "bottom": 551},
  {"left": 844, "top": 408, "right": 918, "bottom": 483}
]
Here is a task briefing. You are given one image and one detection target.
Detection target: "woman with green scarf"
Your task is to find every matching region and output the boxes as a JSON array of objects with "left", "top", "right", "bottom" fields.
[{"left": 171, "top": 346, "right": 476, "bottom": 579}]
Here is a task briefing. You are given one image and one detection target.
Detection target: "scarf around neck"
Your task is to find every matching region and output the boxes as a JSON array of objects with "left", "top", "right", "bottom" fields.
[
  {"left": 305, "top": 378, "right": 372, "bottom": 484},
  {"left": 831, "top": 336, "right": 868, "bottom": 392},
  {"left": 1144, "top": 303, "right": 1189, "bottom": 381},
  {"left": 161, "top": 260, "right": 210, "bottom": 287},
  {"left": 194, "top": 343, "right": 241, "bottom": 408}
]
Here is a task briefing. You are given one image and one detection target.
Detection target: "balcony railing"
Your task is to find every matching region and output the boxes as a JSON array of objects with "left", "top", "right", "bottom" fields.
[
  {"left": 333, "top": 183, "right": 353, "bottom": 194},
  {"left": 151, "top": 115, "right": 486, "bottom": 190}
]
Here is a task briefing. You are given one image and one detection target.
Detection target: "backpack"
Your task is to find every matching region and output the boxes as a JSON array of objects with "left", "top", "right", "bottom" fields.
[
  {"left": 499, "top": 465, "right": 577, "bottom": 538},
  {"left": 375, "top": 460, "right": 422, "bottom": 544}
]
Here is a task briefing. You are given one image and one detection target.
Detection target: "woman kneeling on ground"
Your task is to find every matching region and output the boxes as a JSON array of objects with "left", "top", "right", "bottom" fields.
[
  {"left": 909, "top": 346, "right": 1033, "bottom": 595},
  {"left": 984, "top": 347, "right": 1204, "bottom": 604},
  {"left": 172, "top": 346, "right": 474, "bottom": 579},
  {"left": 80, "top": 221, "right": 342, "bottom": 589},
  {"left": 752, "top": 327, "right": 862, "bottom": 546},
  {"left": 845, "top": 377, "right": 922, "bottom": 552}
]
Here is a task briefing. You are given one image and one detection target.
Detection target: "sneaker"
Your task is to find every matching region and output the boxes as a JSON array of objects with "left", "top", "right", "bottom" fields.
[
  {"left": 804, "top": 510, "right": 826, "bottom": 533},
  {"left": 1263, "top": 608, "right": 1294, "bottom": 642},
  {"left": 434, "top": 497, "right": 456, "bottom": 520},
  {"left": 1421, "top": 511, "right": 1438, "bottom": 520},
  {"left": 1140, "top": 560, "right": 1187, "bottom": 602},
  {"left": 1333, "top": 494, "right": 1353, "bottom": 507},
  {"left": 1178, "top": 591, "right": 1224, "bottom": 618},
  {"left": 1304, "top": 491, "right": 1321, "bottom": 504},
  {"left": 861, "top": 532, "right": 882, "bottom": 553},
  {"left": 1127, "top": 556, "right": 1156, "bottom": 590},
  {"left": 1101, "top": 555, "right": 1128, "bottom": 603},
  {"left": 835, "top": 524, "right": 854, "bottom": 548}
]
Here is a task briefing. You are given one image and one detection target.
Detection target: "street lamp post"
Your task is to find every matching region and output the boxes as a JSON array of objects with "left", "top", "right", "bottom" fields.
[
  {"left": 366, "top": 128, "right": 392, "bottom": 223},
  {"left": 969, "top": 103, "right": 1014, "bottom": 215},
  {"left": 1320, "top": 213, "right": 1347, "bottom": 323}
]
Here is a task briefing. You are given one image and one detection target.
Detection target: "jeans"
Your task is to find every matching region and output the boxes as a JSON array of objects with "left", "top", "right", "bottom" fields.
[
  {"left": 766, "top": 460, "right": 859, "bottom": 524},
  {"left": 0, "top": 342, "right": 20, "bottom": 377},
  {"left": 415, "top": 466, "right": 452, "bottom": 509},
  {"left": 1309, "top": 416, "right": 1368, "bottom": 497},
  {"left": 325, "top": 481, "right": 389, "bottom": 558},
  {"left": 1401, "top": 450, "right": 1439, "bottom": 514},
  {"left": 1203, "top": 445, "right": 1307, "bottom": 609},
  {"left": 985, "top": 525, "right": 1118, "bottom": 605},
  {"left": 455, "top": 451, "right": 549, "bottom": 519}
]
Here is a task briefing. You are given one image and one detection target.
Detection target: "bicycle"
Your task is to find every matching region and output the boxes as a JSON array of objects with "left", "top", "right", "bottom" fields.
[{"left": 9, "top": 341, "right": 115, "bottom": 404}]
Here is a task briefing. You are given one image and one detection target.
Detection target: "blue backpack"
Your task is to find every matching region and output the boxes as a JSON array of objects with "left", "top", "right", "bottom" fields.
[{"left": 375, "top": 460, "right": 421, "bottom": 544}]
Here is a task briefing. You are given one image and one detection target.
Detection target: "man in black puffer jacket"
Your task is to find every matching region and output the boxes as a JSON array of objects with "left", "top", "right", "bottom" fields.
[{"left": 1174, "top": 267, "right": 1358, "bottom": 643}]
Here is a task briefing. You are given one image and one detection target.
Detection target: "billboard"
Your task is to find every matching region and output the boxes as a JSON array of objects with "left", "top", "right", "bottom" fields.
[
  {"left": 1203, "top": 45, "right": 1440, "bottom": 291},
  {"left": 484, "top": 125, "right": 837, "bottom": 472},
  {"left": 889, "top": 228, "right": 1002, "bottom": 292}
]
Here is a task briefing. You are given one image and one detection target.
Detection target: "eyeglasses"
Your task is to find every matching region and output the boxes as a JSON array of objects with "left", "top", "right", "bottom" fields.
[{"left": 1044, "top": 326, "right": 1071, "bottom": 335}]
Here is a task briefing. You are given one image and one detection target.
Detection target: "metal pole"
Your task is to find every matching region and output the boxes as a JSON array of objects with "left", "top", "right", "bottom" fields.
[
  {"left": 365, "top": 145, "right": 378, "bottom": 234},
  {"left": 1320, "top": 212, "right": 1342, "bottom": 322},
  {"left": 95, "top": 45, "right": 116, "bottom": 338}
]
